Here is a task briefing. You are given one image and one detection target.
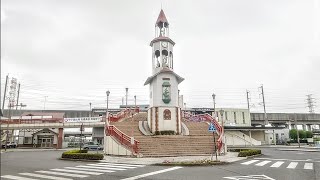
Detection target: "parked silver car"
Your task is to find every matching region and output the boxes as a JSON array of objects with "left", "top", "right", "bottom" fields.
[{"left": 83, "top": 142, "right": 103, "bottom": 150}]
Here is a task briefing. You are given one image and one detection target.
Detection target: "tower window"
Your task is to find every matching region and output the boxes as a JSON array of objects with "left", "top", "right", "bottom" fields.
[
  {"left": 234, "top": 112, "right": 237, "bottom": 123},
  {"left": 162, "top": 50, "right": 169, "bottom": 67},
  {"left": 155, "top": 50, "right": 160, "bottom": 68}
]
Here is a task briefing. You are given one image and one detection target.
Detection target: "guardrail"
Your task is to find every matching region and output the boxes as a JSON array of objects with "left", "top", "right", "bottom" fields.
[{"left": 106, "top": 125, "right": 139, "bottom": 154}]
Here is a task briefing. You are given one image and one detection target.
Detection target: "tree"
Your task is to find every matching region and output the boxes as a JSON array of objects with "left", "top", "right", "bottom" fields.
[
  {"left": 289, "top": 129, "right": 297, "bottom": 140},
  {"left": 306, "top": 131, "right": 313, "bottom": 138},
  {"left": 298, "top": 130, "right": 306, "bottom": 139}
]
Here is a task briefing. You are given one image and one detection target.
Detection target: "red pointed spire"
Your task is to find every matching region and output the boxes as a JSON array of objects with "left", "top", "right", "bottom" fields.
[{"left": 156, "top": 9, "right": 169, "bottom": 27}]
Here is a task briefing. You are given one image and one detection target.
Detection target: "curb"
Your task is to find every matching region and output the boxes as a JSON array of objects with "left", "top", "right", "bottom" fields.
[
  {"left": 59, "top": 158, "right": 102, "bottom": 162},
  {"left": 152, "top": 161, "right": 229, "bottom": 166},
  {"left": 277, "top": 149, "right": 320, "bottom": 152}
]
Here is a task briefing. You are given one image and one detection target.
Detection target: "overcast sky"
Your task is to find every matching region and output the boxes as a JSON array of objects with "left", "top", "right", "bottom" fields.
[{"left": 1, "top": 0, "right": 319, "bottom": 113}]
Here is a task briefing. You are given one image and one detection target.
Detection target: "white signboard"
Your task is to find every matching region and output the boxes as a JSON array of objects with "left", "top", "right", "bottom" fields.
[{"left": 64, "top": 117, "right": 102, "bottom": 123}]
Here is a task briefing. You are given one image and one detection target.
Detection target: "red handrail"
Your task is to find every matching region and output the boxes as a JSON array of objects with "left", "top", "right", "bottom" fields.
[
  {"left": 107, "top": 108, "right": 139, "bottom": 122},
  {"left": 106, "top": 125, "right": 139, "bottom": 154}
]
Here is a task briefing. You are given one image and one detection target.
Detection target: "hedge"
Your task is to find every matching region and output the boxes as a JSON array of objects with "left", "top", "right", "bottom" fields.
[
  {"left": 237, "top": 149, "right": 261, "bottom": 157},
  {"left": 61, "top": 149, "right": 103, "bottom": 160},
  {"left": 155, "top": 130, "right": 176, "bottom": 135}
]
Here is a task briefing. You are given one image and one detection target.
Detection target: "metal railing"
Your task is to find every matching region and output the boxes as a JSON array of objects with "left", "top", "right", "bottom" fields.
[
  {"left": 106, "top": 125, "right": 139, "bottom": 154},
  {"left": 108, "top": 108, "right": 139, "bottom": 122}
]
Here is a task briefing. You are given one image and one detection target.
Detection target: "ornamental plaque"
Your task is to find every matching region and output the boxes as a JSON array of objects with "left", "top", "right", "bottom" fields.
[
  {"left": 162, "top": 81, "right": 171, "bottom": 104},
  {"left": 164, "top": 109, "right": 171, "bottom": 120}
]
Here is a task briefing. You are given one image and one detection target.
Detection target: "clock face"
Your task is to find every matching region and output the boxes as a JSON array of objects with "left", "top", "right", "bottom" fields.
[{"left": 161, "top": 42, "right": 167, "bottom": 48}]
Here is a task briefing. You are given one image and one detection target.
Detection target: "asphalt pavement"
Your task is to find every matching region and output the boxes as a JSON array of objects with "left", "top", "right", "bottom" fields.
[{"left": 1, "top": 147, "right": 319, "bottom": 180}]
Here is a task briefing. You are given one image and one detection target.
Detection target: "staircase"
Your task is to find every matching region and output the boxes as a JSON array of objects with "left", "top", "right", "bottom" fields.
[{"left": 111, "top": 113, "right": 218, "bottom": 157}]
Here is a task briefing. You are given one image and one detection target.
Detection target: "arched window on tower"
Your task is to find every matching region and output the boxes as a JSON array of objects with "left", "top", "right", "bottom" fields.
[
  {"left": 169, "top": 51, "right": 173, "bottom": 69},
  {"left": 155, "top": 50, "right": 160, "bottom": 68},
  {"left": 162, "top": 50, "right": 168, "bottom": 67}
]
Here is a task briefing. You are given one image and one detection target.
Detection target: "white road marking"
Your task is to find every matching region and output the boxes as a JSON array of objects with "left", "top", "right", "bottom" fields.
[
  {"left": 224, "top": 174, "right": 275, "bottom": 180},
  {"left": 287, "top": 162, "right": 298, "bottom": 169},
  {"left": 255, "top": 160, "right": 271, "bottom": 166},
  {"left": 304, "top": 163, "right": 313, "bottom": 170},
  {"left": 87, "top": 163, "right": 137, "bottom": 169},
  {"left": 50, "top": 169, "right": 102, "bottom": 175},
  {"left": 241, "top": 160, "right": 259, "bottom": 165},
  {"left": 64, "top": 167, "right": 115, "bottom": 173},
  {"left": 120, "top": 167, "right": 183, "bottom": 180},
  {"left": 76, "top": 165, "right": 126, "bottom": 171},
  {"left": 19, "top": 173, "right": 72, "bottom": 180},
  {"left": 36, "top": 171, "right": 88, "bottom": 178},
  {"left": 255, "top": 157, "right": 320, "bottom": 163},
  {"left": 1, "top": 175, "right": 39, "bottom": 180},
  {"left": 98, "top": 163, "right": 145, "bottom": 167},
  {"left": 270, "top": 161, "right": 284, "bottom": 168}
]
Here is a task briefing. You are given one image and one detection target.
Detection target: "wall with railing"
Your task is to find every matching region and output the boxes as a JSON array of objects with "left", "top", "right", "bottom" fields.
[{"left": 106, "top": 125, "right": 139, "bottom": 154}]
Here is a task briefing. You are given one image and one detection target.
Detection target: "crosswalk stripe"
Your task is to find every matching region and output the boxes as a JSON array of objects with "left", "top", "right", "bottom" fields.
[
  {"left": 50, "top": 169, "right": 102, "bottom": 175},
  {"left": 36, "top": 171, "right": 88, "bottom": 178},
  {"left": 76, "top": 165, "right": 126, "bottom": 171},
  {"left": 98, "top": 163, "right": 145, "bottom": 167},
  {"left": 87, "top": 164, "right": 137, "bottom": 169},
  {"left": 270, "top": 161, "right": 284, "bottom": 168},
  {"left": 19, "top": 173, "right": 72, "bottom": 180},
  {"left": 304, "top": 163, "right": 313, "bottom": 170},
  {"left": 287, "top": 162, "right": 298, "bottom": 169},
  {"left": 255, "top": 161, "right": 271, "bottom": 166},
  {"left": 241, "top": 160, "right": 259, "bottom": 165},
  {"left": 64, "top": 167, "right": 115, "bottom": 173},
  {"left": 1, "top": 175, "right": 39, "bottom": 180}
]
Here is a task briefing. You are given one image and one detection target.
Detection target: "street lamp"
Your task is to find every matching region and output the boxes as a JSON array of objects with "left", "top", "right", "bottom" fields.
[
  {"left": 106, "top": 91, "right": 110, "bottom": 125},
  {"left": 125, "top": 88, "right": 128, "bottom": 109},
  {"left": 104, "top": 90, "right": 110, "bottom": 154},
  {"left": 212, "top": 93, "right": 216, "bottom": 117},
  {"left": 219, "top": 109, "right": 226, "bottom": 155},
  {"left": 89, "top": 102, "right": 92, "bottom": 118}
]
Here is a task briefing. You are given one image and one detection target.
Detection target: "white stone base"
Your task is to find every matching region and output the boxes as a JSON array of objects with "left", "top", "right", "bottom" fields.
[{"left": 147, "top": 106, "right": 182, "bottom": 134}]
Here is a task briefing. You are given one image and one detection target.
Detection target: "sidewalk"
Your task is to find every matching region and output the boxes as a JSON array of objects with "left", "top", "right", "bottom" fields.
[{"left": 101, "top": 152, "right": 246, "bottom": 165}]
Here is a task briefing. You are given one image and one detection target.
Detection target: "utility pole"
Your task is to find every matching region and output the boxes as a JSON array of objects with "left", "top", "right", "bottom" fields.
[
  {"left": 43, "top": 96, "right": 48, "bottom": 110},
  {"left": 259, "top": 85, "right": 268, "bottom": 125},
  {"left": 246, "top": 90, "right": 250, "bottom": 111},
  {"left": 306, "top": 94, "right": 315, "bottom": 113},
  {"left": 295, "top": 114, "right": 300, "bottom": 148},
  {"left": 2, "top": 74, "right": 9, "bottom": 111},
  {"left": 5, "top": 77, "right": 17, "bottom": 151},
  {"left": 15, "top": 83, "right": 21, "bottom": 110}
]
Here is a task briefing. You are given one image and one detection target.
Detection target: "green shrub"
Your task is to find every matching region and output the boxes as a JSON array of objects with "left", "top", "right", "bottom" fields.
[
  {"left": 155, "top": 130, "right": 176, "bottom": 135},
  {"left": 238, "top": 149, "right": 261, "bottom": 157},
  {"left": 61, "top": 149, "right": 103, "bottom": 160}
]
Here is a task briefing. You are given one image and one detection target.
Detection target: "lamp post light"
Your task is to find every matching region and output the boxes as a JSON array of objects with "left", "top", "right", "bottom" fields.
[
  {"left": 219, "top": 109, "right": 226, "bottom": 155},
  {"left": 104, "top": 90, "right": 110, "bottom": 154},
  {"left": 212, "top": 93, "right": 216, "bottom": 117},
  {"left": 125, "top": 88, "right": 128, "bottom": 109},
  {"left": 106, "top": 91, "right": 110, "bottom": 125},
  {"left": 89, "top": 102, "right": 92, "bottom": 118}
]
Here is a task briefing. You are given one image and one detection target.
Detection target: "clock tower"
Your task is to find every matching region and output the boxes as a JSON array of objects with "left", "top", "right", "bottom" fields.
[{"left": 144, "top": 9, "right": 184, "bottom": 134}]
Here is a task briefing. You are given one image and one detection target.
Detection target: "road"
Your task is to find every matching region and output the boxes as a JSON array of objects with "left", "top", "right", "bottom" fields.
[{"left": 1, "top": 148, "right": 319, "bottom": 180}]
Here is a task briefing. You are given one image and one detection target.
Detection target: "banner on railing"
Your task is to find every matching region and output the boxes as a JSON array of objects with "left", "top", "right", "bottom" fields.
[{"left": 64, "top": 117, "right": 102, "bottom": 123}]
